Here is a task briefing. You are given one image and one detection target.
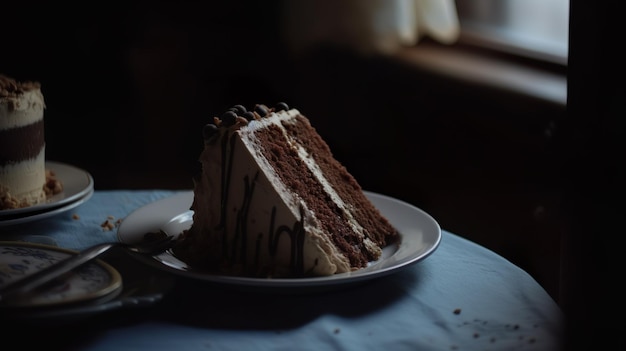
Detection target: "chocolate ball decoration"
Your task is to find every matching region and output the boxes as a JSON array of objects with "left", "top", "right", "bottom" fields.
[
  {"left": 275, "top": 102, "right": 289, "bottom": 111},
  {"left": 231, "top": 104, "right": 247, "bottom": 115},
  {"left": 254, "top": 104, "right": 269, "bottom": 117},
  {"left": 243, "top": 111, "right": 256, "bottom": 121},
  {"left": 202, "top": 123, "right": 219, "bottom": 141},
  {"left": 220, "top": 110, "right": 238, "bottom": 126}
]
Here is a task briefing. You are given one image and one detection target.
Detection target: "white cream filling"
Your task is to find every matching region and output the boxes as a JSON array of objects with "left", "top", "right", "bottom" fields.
[
  {"left": 238, "top": 123, "right": 351, "bottom": 275},
  {"left": 0, "top": 89, "right": 45, "bottom": 129},
  {"left": 244, "top": 110, "right": 374, "bottom": 248},
  {"left": 0, "top": 150, "right": 46, "bottom": 205}
]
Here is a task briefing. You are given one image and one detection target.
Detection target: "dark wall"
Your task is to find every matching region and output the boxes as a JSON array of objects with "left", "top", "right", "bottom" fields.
[
  {"left": 560, "top": 1, "right": 626, "bottom": 350},
  {"left": 2, "top": 1, "right": 288, "bottom": 189}
]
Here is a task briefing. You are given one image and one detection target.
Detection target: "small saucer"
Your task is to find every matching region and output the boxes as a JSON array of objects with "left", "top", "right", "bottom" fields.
[
  {"left": 0, "top": 161, "right": 94, "bottom": 218},
  {"left": 0, "top": 241, "right": 122, "bottom": 308},
  {"left": 0, "top": 188, "right": 94, "bottom": 227}
]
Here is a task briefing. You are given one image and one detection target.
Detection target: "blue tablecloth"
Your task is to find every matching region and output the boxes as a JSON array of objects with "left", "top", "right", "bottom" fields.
[{"left": 2, "top": 190, "right": 564, "bottom": 350}]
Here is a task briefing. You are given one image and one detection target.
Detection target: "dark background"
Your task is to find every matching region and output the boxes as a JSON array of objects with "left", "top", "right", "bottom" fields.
[{"left": 2, "top": 2, "right": 624, "bottom": 349}]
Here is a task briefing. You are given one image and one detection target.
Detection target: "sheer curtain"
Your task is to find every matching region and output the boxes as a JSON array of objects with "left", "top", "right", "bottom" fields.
[{"left": 282, "top": 0, "right": 460, "bottom": 55}]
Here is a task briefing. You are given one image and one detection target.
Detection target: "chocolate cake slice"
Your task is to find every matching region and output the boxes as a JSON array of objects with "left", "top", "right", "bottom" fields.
[{"left": 174, "top": 102, "right": 399, "bottom": 277}]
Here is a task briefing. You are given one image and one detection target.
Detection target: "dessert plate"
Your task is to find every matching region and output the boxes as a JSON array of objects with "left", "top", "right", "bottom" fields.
[
  {"left": 0, "top": 187, "right": 94, "bottom": 227},
  {"left": 118, "top": 191, "right": 442, "bottom": 291},
  {"left": 0, "top": 241, "right": 122, "bottom": 308},
  {"left": 0, "top": 244, "right": 176, "bottom": 323},
  {"left": 0, "top": 161, "right": 94, "bottom": 218}
]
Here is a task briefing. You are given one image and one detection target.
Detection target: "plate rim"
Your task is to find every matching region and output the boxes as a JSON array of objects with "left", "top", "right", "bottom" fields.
[
  {"left": 118, "top": 190, "right": 441, "bottom": 289},
  {"left": 0, "top": 161, "right": 94, "bottom": 217},
  {"left": 0, "top": 241, "right": 122, "bottom": 308},
  {"left": 0, "top": 187, "right": 94, "bottom": 227}
]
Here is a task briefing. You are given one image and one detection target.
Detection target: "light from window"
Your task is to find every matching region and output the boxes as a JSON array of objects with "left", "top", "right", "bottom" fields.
[{"left": 455, "top": 0, "right": 569, "bottom": 65}]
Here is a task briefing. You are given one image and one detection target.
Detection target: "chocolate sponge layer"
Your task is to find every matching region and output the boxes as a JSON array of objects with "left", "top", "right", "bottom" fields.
[{"left": 0, "top": 119, "right": 45, "bottom": 164}]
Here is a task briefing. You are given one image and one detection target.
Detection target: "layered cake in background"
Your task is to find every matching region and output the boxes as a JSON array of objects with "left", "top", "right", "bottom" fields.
[
  {"left": 0, "top": 74, "right": 61, "bottom": 210},
  {"left": 173, "top": 102, "right": 399, "bottom": 278}
]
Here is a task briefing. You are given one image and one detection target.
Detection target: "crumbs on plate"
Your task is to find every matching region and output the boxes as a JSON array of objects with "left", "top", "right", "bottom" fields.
[{"left": 44, "top": 169, "right": 63, "bottom": 196}]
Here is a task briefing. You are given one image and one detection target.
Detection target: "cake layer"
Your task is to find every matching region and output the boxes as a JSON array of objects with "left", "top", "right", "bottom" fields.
[
  {"left": 0, "top": 151, "right": 47, "bottom": 208},
  {"left": 282, "top": 115, "right": 395, "bottom": 248},
  {"left": 247, "top": 113, "right": 379, "bottom": 268},
  {"left": 0, "top": 120, "right": 45, "bottom": 164}
]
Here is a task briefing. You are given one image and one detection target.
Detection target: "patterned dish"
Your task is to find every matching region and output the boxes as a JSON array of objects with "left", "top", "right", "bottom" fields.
[{"left": 0, "top": 241, "right": 122, "bottom": 308}]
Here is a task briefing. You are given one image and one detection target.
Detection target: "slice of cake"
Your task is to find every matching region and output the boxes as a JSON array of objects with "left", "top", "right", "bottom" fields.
[
  {"left": 173, "top": 102, "right": 399, "bottom": 278},
  {"left": 0, "top": 74, "right": 49, "bottom": 210}
]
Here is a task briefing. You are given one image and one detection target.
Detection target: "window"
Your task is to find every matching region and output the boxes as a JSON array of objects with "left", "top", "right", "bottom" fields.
[
  {"left": 395, "top": 0, "right": 569, "bottom": 106},
  {"left": 455, "top": 0, "right": 569, "bottom": 66}
]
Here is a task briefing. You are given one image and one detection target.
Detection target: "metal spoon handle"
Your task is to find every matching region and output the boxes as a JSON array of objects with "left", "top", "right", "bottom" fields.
[{"left": 0, "top": 242, "right": 117, "bottom": 303}]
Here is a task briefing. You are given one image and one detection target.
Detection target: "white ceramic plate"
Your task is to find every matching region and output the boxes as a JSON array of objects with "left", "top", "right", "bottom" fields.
[
  {"left": 0, "top": 187, "right": 94, "bottom": 227},
  {"left": 0, "top": 161, "right": 94, "bottom": 218},
  {"left": 0, "top": 241, "right": 122, "bottom": 308},
  {"left": 118, "top": 191, "right": 441, "bottom": 291}
]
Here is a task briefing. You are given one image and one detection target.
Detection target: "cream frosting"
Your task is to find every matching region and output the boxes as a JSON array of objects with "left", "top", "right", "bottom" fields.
[
  {"left": 188, "top": 108, "right": 355, "bottom": 276},
  {"left": 0, "top": 89, "right": 45, "bottom": 129},
  {"left": 181, "top": 105, "right": 396, "bottom": 277},
  {"left": 0, "top": 151, "right": 46, "bottom": 208}
]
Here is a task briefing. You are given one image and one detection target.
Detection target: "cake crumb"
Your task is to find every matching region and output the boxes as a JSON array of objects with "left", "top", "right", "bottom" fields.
[
  {"left": 101, "top": 219, "right": 115, "bottom": 231},
  {"left": 99, "top": 216, "right": 122, "bottom": 231},
  {"left": 453, "top": 308, "right": 461, "bottom": 315},
  {"left": 72, "top": 213, "right": 80, "bottom": 220},
  {"left": 0, "top": 196, "right": 19, "bottom": 209},
  {"left": 44, "top": 169, "right": 63, "bottom": 196}
]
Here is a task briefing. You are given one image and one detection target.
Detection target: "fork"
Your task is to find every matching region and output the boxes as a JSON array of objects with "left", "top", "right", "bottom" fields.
[{"left": 0, "top": 234, "right": 174, "bottom": 303}]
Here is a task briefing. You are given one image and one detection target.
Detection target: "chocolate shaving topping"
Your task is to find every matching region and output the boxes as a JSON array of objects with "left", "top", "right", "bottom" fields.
[{"left": 0, "top": 74, "right": 41, "bottom": 98}]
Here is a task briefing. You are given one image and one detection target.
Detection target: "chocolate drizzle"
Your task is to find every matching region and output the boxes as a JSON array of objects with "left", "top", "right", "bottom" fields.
[
  {"left": 230, "top": 171, "right": 259, "bottom": 268},
  {"left": 210, "top": 102, "right": 312, "bottom": 276},
  {"left": 216, "top": 129, "right": 236, "bottom": 231},
  {"left": 268, "top": 205, "right": 307, "bottom": 276}
]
